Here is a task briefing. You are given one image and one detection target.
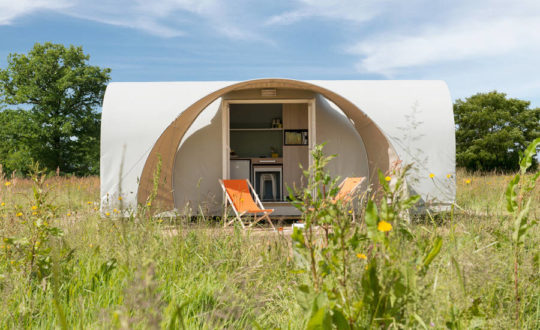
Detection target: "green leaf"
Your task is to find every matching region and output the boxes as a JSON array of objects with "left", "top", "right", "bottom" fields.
[
  {"left": 378, "top": 169, "right": 390, "bottom": 193},
  {"left": 412, "top": 313, "right": 428, "bottom": 329},
  {"left": 402, "top": 195, "right": 421, "bottom": 210},
  {"left": 291, "top": 226, "right": 305, "bottom": 247},
  {"left": 306, "top": 306, "right": 332, "bottom": 330},
  {"left": 505, "top": 174, "right": 520, "bottom": 213},
  {"left": 347, "top": 230, "right": 360, "bottom": 249},
  {"left": 451, "top": 256, "right": 466, "bottom": 295},
  {"left": 519, "top": 137, "right": 540, "bottom": 173},
  {"left": 13, "top": 237, "right": 30, "bottom": 246},
  {"left": 46, "top": 226, "right": 64, "bottom": 237},
  {"left": 365, "top": 200, "right": 379, "bottom": 238},
  {"left": 331, "top": 308, "right": 350, "bottom": 330},
  {"left": 513, "top": 198, "right": 532, "bottom": 244},
  {"left": 422, "top": 237, "right": 442, "bottom": 270},
  {"left": 524, "top": 171, "right": 540, "bottom": 194},
  {"left": 362, "top": 259, "right": 380, "bottom": 307},
  {"left": 298, "top": 284, "right": 311, "bottom": 294},
  {"left": 379, "top": 199, "right": 391, "bottom": 222}
]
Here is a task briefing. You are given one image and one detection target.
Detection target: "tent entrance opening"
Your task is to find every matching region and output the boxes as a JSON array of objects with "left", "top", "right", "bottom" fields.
[{"left": 227, "top": 102, "right": 310, "bottom": 202}]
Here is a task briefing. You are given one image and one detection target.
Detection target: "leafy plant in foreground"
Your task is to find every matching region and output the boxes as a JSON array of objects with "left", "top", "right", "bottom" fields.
[
  {"left": 505, "top": 137, "right": 540, "bottom": 327},
  {"left": 289, "top": 144, "right": 443, "bottom": 329},
  {"left": 2, "top": 163, "right": 72, "bottom": 282}
]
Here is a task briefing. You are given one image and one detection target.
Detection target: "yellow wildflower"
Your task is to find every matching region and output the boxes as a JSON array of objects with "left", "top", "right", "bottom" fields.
[
  {"left": 67, "top": 213, "right": 71, "bottom": 216},
  {"left": 32, "top": 212, "right": 38, "bottom": 215},
  {"left": 356, "top": 253, "right": 367, "bottom": 260},
  {"left": 465, "top": 179, "right": 471, "bottom": 184},
  {"left": 87, "top": 201, "right": 93, "bottom": 205},
  {"left": 16, "top": 212, "right": 23, "bottom": 217},
  {"left": 4, "top": 181, "right": 11, "bottom": 186},
  {"left": 118, "top": 196, "right": 122, "bottom": 201},
  {"left": 105, "top": 212, "right": 110, "bottom": 216},
  {"left": 89, "top": 243, "right": 93, "bottom": 248},
  {"left": 113, "top": 208, "right": 118, "bottom": 213},
  {"left": 429, "top": 173, "right": 435, "bottom": 179},
  {"left": 146, "top": 202, "right": 151, "bottom": 207},
  {"left": 446, "top": 174, "right": 452, "bottom": 179},
  {"left": 1, "top": 202, "right": 5, "bottom": 206},
  {"left": 348, "top": 210, "right": 353, "bottom": 214},
  {"left": 10, "top": 260, "right": 15, "bottom": 265},
  {"left": 384, "top": 176, "right": 391, "bottom": 182},
  {"left": 377, "top": 220, "right": 392, "bottom": 232}
]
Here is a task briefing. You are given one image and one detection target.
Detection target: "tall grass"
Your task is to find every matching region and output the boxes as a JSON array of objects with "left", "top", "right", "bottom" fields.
[{"left": 0, "top": 168, "right": 538, "bottom": 328}]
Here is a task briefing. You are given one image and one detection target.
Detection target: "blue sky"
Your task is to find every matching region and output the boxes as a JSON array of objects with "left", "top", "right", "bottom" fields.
[{"left": 1, "top": 0, "right": 539, "bottom": 107}]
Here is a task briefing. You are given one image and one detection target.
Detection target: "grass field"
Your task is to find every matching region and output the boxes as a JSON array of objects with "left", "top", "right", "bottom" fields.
[{"left": 0, "top": 171, "right": 538, "bottom": 329}]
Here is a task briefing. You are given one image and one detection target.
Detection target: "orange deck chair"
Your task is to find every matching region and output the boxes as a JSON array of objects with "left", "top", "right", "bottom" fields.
[
  {"left": 219, "top": 179, "right": 276, "bottom": 230},
  {"left": 333, "top": 177, "right": 366, "bottom": 204},
  {"left": 333, "top": 177, "right": 366, "bottom": 221}
]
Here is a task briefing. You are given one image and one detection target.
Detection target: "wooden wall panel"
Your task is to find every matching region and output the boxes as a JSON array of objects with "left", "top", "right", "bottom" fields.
[
  {"left": 283, "top": 145, "right": 309, "bottom": 196},
  {"left": 283, "top": 103, "right": 308, "bottom": 129}
]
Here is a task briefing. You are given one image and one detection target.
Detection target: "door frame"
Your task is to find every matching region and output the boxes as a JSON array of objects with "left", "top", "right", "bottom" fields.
[{"left": 221, "top": 98, "right": 316, "bottom": 180}]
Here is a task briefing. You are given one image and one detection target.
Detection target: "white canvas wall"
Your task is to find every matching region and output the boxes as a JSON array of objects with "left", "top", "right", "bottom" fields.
[
  {"left": 172, "top": 99, "right": 223, "bottom": 215},
  {"left": 310, "top": 81, "right": 456, "bottom": 207},
  {"left": 101, "top": 79, "right": 455, "bottom": 213},
  {"left": 315, "top": 95, "right": 370, "bottom": 181}
]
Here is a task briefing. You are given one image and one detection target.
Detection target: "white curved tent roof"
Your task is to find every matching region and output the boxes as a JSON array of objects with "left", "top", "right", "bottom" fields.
[{"left": 101, "top": 79, "right": 455, "bottom": 212}]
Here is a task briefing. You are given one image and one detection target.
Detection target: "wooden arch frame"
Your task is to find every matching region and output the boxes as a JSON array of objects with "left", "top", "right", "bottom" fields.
[{"left": 136, "top": 78, "right": 398, "bottom": 209}]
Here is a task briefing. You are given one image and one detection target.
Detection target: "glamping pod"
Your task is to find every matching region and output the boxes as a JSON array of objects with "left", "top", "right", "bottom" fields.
[{"left": 100, "top": 79, "right": 455, "bottom": 215}]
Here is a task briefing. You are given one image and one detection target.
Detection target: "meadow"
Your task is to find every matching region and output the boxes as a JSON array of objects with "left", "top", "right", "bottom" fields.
[{"left": 0, "top": 168, "right": 538, "bottom": 329}]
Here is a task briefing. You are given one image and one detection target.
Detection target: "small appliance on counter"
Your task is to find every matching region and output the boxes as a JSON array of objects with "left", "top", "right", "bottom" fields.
[{"left": 284, "top": 129, "right": 308, "bottom": 145}]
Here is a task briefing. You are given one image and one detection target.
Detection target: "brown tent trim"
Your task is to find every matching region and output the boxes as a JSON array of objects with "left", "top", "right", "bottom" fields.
[{"left": 136, "top": 78, "right": 397, "bottom": 210}]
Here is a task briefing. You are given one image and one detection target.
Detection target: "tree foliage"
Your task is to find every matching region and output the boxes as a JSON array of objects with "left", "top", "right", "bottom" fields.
[
  {"left": 454, "top": 91, "right": 539, "bottom": 172},
  {"left": 0, "top": 109, "right": 34, "bottom": 175},
  {"left": 0, "top": 42, "right": 110, "bottom": 175}
]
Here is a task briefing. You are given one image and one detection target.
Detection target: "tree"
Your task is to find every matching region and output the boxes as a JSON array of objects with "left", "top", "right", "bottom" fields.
[
  {"left": 0, "top": 109, "right": 34, "bottom": 175},
  {"left": 454, "top": 91, "right": 539, "bottom": 172},
  {"left": 0, "top": 42, "right": 111, "bottom": 175}
]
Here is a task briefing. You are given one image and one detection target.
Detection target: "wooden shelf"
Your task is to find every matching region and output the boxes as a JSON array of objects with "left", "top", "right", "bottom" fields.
[{"left": 230, "top": 128, "right": 283, "bottom": 131}]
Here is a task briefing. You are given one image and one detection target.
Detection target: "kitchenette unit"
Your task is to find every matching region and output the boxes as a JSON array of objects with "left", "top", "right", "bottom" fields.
[{"left": 228, "top": 103, "right": 309, "bottom": 202}]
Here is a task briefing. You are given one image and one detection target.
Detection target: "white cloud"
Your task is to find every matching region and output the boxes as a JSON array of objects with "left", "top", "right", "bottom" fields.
[
  {"left": 265, "top": 0, "right": 540, "bottom": 105},
  {"left": 347, "top": 1, "right": 540, "bottom": 76},
  {"left": 266, "top": 0, "right": 386, "bottom": 25},
  {"left": 350, "top": 15, "right": 540, "bottom": 76},
  {"left": 0, "top": 0, "right": 261, "bottom": 39},
  {"left": 66, "top": 0, "right": 225, "bottom": 38},
  {"left": 0, "top": 0, "right": 71, "bottom": 25}
]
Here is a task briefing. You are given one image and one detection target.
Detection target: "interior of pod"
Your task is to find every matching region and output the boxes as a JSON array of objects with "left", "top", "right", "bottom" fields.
[{"left": 171, "top": 88, "right": 370, "bottom": 216}]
